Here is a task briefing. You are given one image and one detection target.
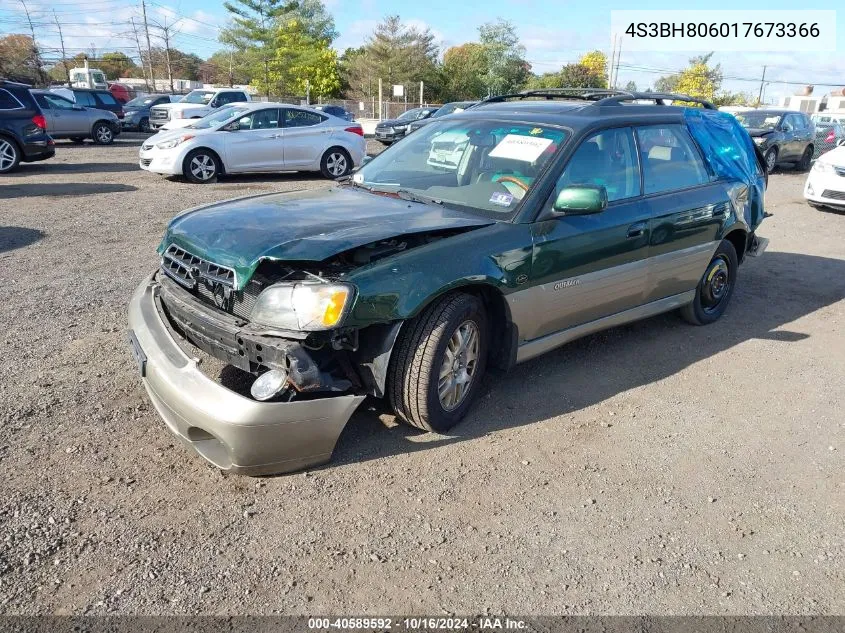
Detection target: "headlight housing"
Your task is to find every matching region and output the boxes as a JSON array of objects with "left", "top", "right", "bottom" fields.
[
  {"left": 250, "top": 282, "right": 353, "bottom": 331},
  {"left": 393, "top": 124, "right": 407, "bottom": 131},
  {"left": 813, "top": 161, "right": 833, "bottom": 173},
  {"left": 753, "top": 136, "right": 767, "bottom": 145},
  {"left": 155, "top": 134, "right": 194, "bottom": 149},
  {"left": 172, "top": 110, "right": 184, "bottom": 119}
]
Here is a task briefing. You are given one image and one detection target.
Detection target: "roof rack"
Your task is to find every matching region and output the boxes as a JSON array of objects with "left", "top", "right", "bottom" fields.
[
  {"left": 596, "top": 91, "right": 717, "bottom": 110},
  {"left": 480, "top": 88, "right": 635, "bottom": 104},
  {"left": 0, "top": 77, "right": 34, "bottom": 88}
]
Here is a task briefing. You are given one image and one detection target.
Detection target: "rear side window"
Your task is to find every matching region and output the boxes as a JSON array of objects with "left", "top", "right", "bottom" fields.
[
  {"left": 74, "top": 92, "right": 96, "bottom": 106},
  {"left": 636, "top": 125, "right": 709, "bottom": 195},
  {"left": 0, "top": 89, "right": 23, "bottom": 110},
  {"left": 556, "top": 127, "right": 640, "bottom": 202},
  {"left": 96, "top": 92, "right": 118, "bottom": 105},
  {"left": 283, "top": 109, "right": 325, "bottom": 127},
  {"left": 217, "top": 92, "right": 246, "bottom": 106}
]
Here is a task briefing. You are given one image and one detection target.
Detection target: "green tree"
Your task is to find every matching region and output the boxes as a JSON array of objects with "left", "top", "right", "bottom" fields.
[
  {"left": 221, "top": 0, "right": 299, "bottom": 97},
  {"left": 624, "top": 80, "right": 637, "bottom": 92},
  {"left": 579, "top": 50, "right": 608, "bottom": 88},
  {"left": 0, "top": 35, "right": 45, "bottom": 85},
  {"left": 478, "top": 19, "right": 529, "bottom": 96},
  {"left": 267, "top": 17, "right": 340, "bottom": 97},
  {"left": 99, "top": 52, "right": 136, "bottom": 80},
  {"left": 655, "top": 52, "right": 722, "bottom": 97},
  {"left": 525, "top": 62, "right": 604, "bottom": 90},
  {"left": 441, "top": 43, "right": 486, "bottom": 100},
  {"left": 285, "top": 0, "right": 336, "bottom": 41}
]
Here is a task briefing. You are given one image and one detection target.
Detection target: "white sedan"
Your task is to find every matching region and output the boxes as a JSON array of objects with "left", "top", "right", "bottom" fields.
[
  {"left": 139, "top": 102, "right": 367, "bottom": 183},
  {"left": 804, "top": 145, "right": 845, "bottom": 210}
]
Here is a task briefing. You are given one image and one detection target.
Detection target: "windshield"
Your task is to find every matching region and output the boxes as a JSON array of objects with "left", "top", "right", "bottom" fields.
[
  {"left": 398, "top": 108, "right": 423, "bottom": 121},
  {"left": 126, "top": 96, "right": 156, "bottom": 107},
  {"left": 354, "top": 118, "right": 569, "bottom": 217},
  {"left": 187, "top": 105, "right": 250, "bottom": 129},
  {"left": 735, "top": 112, "right": 782, "bottom": 130},
  {"left": 182, "top": 90, "right": 214, "bottom": 105},
  {"left": 434, "top": 103, "right": 470, "bottom": 117}
]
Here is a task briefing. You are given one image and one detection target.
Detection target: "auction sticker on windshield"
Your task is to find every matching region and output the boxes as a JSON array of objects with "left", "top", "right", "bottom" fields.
[{"left": 489, "top": 134, "right": 553, "bottom": 162}]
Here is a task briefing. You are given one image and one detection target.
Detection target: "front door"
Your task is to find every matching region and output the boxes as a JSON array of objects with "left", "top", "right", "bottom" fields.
[
  {"left": 35, "top": 93, "right": 87, "bottom": 135},
  {"left": 281, "top": 108, "right": 329, "bottom": 167},
  {"left": 635, "top": 124, "right": 727, "bottom": 302},
  {"left": 222, "top": 108, "right": 284, "bottom": 172},
  {"left": 519, "top": 127, "right": 650, "bottom": 342}
]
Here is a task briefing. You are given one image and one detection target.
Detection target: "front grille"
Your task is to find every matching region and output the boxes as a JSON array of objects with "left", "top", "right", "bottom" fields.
[
  {"left": 140, "top": 158, "right": 152, "bottom": 167},
  {"left": 150, "top": 106, "right": 170, "bottom": 122},
  {"left": 159, "top": 244, "right": 264, "bottom": 320},
  {"left": 821, "top": 189, "right": 845, "bottom": 201},
  {"left": 835, "top": 167, "right": 845, "bottom": 177}
]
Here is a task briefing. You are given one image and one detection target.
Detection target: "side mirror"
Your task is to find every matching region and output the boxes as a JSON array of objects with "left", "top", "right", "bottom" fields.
[
  {"left": 781, "top": 123, "right": 792, "bottom": 133},
  {"left": 552, "top": 185, "right": 608, "bottom": 215},
  {"left": 222, "top": 121, "right": 240, "bottom": 132},
  {"left": 72, "top": 105, "right": 84, "bottom": 111},
  {"left": 358, "top": 155, "right": 374, "bottom": 168}
]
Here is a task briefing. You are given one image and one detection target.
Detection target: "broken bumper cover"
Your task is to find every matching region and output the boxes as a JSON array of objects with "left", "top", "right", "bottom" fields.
[{"left": 127, "top": 274, "right": 365, "bottom": 476}]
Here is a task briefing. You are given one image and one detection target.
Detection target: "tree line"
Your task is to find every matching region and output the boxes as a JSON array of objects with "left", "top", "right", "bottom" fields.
[{"left": 0, "top": 0, "right": 753, "bottom": 106}]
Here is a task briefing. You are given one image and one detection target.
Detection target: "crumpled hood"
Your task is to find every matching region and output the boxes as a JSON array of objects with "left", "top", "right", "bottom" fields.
[
  {"left": 745, "top": 128, "right": 775, "bottom": 138},
  {"left": 158, "top": 187, "right": 494, "bottom": 289}
]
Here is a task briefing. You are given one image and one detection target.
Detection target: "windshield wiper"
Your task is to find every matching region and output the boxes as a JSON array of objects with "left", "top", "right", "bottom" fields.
[{"left": 395, "top": 189, "right": 443, "bottom": 205}]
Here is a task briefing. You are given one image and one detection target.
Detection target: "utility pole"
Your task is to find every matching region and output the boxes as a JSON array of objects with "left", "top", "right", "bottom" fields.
[
  {"left": 757, "top": 65, "right": 767, "bottom": 106},
  {"left": 609, "top": 34, "right": 616, "bottom": 90},
  {"left": 612, "top": 38, "right": 622, "bottom": 89},
  {"left": 53, "top": 9, "right": 72, "bottom": 87},
  {"left": 228, "top": 49, "right": 234, "bottom": 87},
  {"left": 141, "top": 0, "right": 156, "bottom": 92},
  {"left": 419, "top": 80, "right": 423, "bottom": 106},
  {"left": 18, "top": 0, "right": 45, "bottom": 85},
  {"left": 130, "top": 17, "right": 150, "bottom": 92},
  {"left": 378, "top": 78, "right": 383, "bottom": 121},
  {"left": 151, "top": 17, "right": 179, "bottom": 93}
]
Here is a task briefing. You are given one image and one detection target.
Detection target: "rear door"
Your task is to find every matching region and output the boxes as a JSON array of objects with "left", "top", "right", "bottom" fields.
[
  {"left": 37, "top": 93, "right": 89, "bottom": 135},
  {"left": 280, "top": 108, "right": 330, "bottom": 167},
  {"left": 636, "top": 124, "right": 728, "bottom": 302},
  {"left": 222, "top": 108, "right": 284, "bottom": 172},
  {"left": 522, "top": 126, "right": 650, "bottom": 341},
  {"left": 781, "top": 114, "right": 801, "bottom": 159}
]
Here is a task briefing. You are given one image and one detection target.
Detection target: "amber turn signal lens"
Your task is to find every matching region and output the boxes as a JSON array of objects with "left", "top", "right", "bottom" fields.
[{"left": 322, "top": 289, "right": 349, "bottom": 326}]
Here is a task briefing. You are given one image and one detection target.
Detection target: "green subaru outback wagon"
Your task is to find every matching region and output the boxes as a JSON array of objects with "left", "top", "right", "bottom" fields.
[{"left": 128, "top": 90, "right": 769, "bottom": 475}]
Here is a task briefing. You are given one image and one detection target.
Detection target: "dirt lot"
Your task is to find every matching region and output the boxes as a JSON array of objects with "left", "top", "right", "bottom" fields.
[{"left": 0, "top": 135, "right": 843, "bottom": 615}]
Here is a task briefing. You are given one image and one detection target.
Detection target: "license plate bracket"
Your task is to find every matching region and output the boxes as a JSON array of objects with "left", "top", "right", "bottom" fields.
[{"left": 127, "top": 330, "right": 147, "bottom": 377}]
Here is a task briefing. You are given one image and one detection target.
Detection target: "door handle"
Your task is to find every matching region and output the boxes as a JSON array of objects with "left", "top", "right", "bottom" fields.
[{"left": 627, "top": 222, "right": 646, "bottom": 238}]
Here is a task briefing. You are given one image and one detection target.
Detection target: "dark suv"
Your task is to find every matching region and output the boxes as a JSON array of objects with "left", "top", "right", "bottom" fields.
[
  {"left": 734, "top": 109, "right": 815, "bottom": 172},
  {"left": 128, "top": 89, "right": 769, "bottom": 476},
  {"left": 0, "top": 79, "right": 54, "bottom": 174}
]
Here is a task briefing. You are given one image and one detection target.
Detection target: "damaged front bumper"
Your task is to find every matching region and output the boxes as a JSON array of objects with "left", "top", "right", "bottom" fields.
[{"left": 127, "top": 273, "right": 365, "bottom": 476}]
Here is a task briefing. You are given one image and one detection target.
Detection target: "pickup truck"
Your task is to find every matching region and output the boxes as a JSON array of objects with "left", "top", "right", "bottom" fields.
[{"left": 149, "top": 88, "right": 250, "bottom": 130}]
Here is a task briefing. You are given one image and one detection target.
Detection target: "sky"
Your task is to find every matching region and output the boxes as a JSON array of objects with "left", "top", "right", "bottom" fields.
[{"left": 0, "top": 0, "right": 842, "bottom": 103}]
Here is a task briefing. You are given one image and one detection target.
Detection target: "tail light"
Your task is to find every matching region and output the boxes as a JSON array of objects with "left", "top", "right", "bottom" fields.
[
  {"left": 825, "top": 130, "right": 835, "bottom": 143},
  {"left": 32, "top": 114, "right": 47, "bottom": 130},
  {"left": 345, "top": 126, "right": 364, "bottom": 137}
]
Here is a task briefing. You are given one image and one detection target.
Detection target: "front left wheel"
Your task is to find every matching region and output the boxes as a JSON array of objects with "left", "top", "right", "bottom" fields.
[
  {"left": 92, "top": 122, "right": 114, "bottom": 145},
  {"left": 388, "top": 293, "right": 488, "bottom": 433},
  {"left": 320, "top": 147, "right": 352, "bottom": 179},
  {"left": 0, "top": 137, "right": 21, "bottom": 174}
]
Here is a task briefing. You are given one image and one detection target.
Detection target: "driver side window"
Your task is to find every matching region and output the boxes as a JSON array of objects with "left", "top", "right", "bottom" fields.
[{"left": 555, "top": 127, "right": 640, "bottom": 203}]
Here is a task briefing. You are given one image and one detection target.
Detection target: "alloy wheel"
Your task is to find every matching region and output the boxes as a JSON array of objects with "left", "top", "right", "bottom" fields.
[
  {"left": 190, "top": 154, "right": 216, "bottom": 181},
  {"left": 326, "top": 152, "right": 348, "bottom": 177},
  {"left": 0, "top": 139, "right": 16, "bottom": 172},
  {"left": 437, "top": 320, "right": 480, "bottom": 411},
  {"left": 96, "top": 126, "right": 113, "bottom": 143}
]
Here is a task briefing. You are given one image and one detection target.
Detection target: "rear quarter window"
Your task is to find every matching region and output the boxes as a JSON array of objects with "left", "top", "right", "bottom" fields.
[
  {"left": 74, "top": 92, "right": 96, "bottom": 106},
  {"left": 636, "top": 124, "right": 710, "bottom": 195},
  {"left": 96, "top": 92, "right": 118, "bottom": 105},
  {"left": 0, "top": 89, "right": 23, "bottom": 110}
]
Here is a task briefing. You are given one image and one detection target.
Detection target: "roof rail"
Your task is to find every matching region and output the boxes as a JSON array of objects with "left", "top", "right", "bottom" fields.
[
  {"left": 0, "top": 77, "right": 34, "bottom": 88},
  {"left": 481, "top": 88, "right": 635, "bottom": 104},
  {"left": 596, "top": 91, "right": 717, "bottom": 110}
]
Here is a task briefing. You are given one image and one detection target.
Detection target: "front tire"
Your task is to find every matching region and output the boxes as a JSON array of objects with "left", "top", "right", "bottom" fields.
[
  {"left": 764, "top": 147, "right": 778, "bottom": 173},
  {"left": 680, "top": 239, "right": 739, "bottom": 325},
  {"left": 92, "top": 122, "right": 114, "bottom": 145},
  {"left": 320, "top": 147, "right": 352, "bottom": 179},
  {"left": 0, "top": 137, "right": 21, "bottom": 174},
  {"left": 388, "top": 293, "right": 488, "bottom": 433},
  {"left": 139, "top": 117, "right": 151, "bottom": 133},
  {"left": 183, "top": 149, "right": 219, "bottom": 184}
]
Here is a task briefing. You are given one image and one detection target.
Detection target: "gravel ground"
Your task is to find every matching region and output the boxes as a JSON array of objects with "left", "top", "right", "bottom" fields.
[{"left": 0, "top": 136, "right": 843, "bottom": 615}]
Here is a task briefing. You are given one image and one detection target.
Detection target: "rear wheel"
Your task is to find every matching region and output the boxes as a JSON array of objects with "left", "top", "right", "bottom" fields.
[
  {"left": 764, "top": 147, "right": 778, "bottom": 173},
  {"left": 320, "top": 147, "right": 352, "bottom": 179},
  {"left": 139, "top": 117, "right": 151, "bottom": 133},
  {"left": 183, "top": 148, "right": 219, "bottom": 184},
  {"left": 680, "top": 239, "right": 739, "bottom": 325},
  {"left": 796, "top": 146, "right": 813, "bottom": 171},
  {"left": 0, "top": 137, "right": 21, "bottom": 174},
  {"left": 388, "top": 293, "right": 488, "bottom": 433},
  {"left": 92, "top": 122, "right": 114, "bottom": 145}
]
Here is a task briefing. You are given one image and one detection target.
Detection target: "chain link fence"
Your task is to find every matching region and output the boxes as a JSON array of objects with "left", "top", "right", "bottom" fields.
[{"left": 252, "top": 95, "right": 443, "bottom": 120}]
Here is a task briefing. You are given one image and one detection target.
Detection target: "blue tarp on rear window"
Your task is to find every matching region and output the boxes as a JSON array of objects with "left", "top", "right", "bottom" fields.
[{"left": 685, "top": 108, "right": 767, "bottom": 232}]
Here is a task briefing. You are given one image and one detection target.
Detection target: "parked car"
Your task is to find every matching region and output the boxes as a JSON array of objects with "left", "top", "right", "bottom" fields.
[
  {"left": 804, "top": 145, "right": 845, "bottom": 210},
  {"left": 127, "top": 90, "right": 768, "bottom": 475},
  {"left": 122, "top": 94, "right": 180, "bottom": 132},
  {"left": 374, "top": 106, "right": 438, "bottom": 144},
  {"left": 149, "top": 88, "right": 250, "bottom": 131},
  {"left": 49, "top": 87, "right": 125, "bottom": 121},
  {"left": 811, "top": 118, "right": 845, "bottom": 159},
  {"left": 734, "top": 109, "right": 815, "bottom": 172},
  {"left": 108, "top": 82, "right": 139, "bottom": 105},
  {"left": 0, "top": 79, "right": 54, "bottom": 174},
  {"left": 313, "top": 104, "right": 354, "bottom": 121},
  {"left": 139, "top": 102, "right": 366, "bottom": 183},
  {"left": 407, "top": 100, "right": 478, "bottom": 134},
  {"left": 32, "top": 90, "right": 121, "bottom": 144}
]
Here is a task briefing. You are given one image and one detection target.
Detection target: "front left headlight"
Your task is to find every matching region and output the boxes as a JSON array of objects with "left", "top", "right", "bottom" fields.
[
  {"left": 813, "top": 161, "right": 833, "bottom": 173},
  {"left": 753, "top": 137, "right": 766, "bottom": 145},
  {"left": 250, "top": 282, "right": 353, "bottom": 331},
  {"left": 155, "top": 134, "right": 194, "bottom": 149}
]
